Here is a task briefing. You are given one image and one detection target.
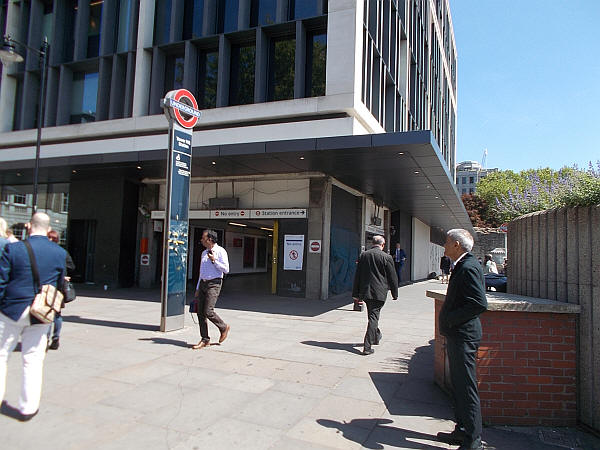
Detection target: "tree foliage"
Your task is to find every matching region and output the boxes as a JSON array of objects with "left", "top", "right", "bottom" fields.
[{"left": 473, "top": 162, "right": 600, "bottom": 223}]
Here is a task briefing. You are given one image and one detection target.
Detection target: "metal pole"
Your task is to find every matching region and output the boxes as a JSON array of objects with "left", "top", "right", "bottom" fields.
[{"left": 32, "top": 37, "right": 48, "bottom": 212}]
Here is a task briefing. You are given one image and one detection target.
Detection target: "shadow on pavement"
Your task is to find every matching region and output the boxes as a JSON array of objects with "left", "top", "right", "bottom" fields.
[
  {"left": 138, "top": 337, "right": 190, "bottom": 348},
  {"left": 301, "top": 340, "right": 364, "bottom": 355},
  {"left": 62, "top": 315, "right": 159, "bottom": 331},
  {"left": 317, "top": 419, "right": 447, "bottom": 449}
]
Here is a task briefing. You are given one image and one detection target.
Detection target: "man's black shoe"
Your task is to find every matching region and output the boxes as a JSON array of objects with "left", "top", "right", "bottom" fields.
[
  {"left": 362, "top": 348, "right": 374, "bottom": 355},
  {"left": 49, "top": 338, "right": 59, "bottom": 350},
  {"left": 458, "top": 436, "right": 483, "bottom": 450},
  {"left": 436, "top": 428, "right": 466, "bottom": 445}
]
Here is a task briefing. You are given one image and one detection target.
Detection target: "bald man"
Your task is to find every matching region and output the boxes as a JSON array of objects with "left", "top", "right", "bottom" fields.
[{"left": 0, "top": 212, "right": 66, "bottom": 421}]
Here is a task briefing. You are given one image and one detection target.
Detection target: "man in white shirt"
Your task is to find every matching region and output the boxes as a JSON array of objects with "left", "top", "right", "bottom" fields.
[{"left": 192, "top": 229, "right": 230, "bottom": 350}]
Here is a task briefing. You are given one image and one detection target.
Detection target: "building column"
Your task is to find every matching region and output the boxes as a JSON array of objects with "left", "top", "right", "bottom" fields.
[{"left": 306, "top": 177, "right": 331, "bottom": 299}]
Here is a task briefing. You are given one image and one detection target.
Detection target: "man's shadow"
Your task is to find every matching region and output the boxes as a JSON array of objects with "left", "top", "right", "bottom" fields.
[
  {"left": 138, "top": 337, "right": 189, "bottom": 348},
  {"left": 317, "top": 418, "right": 448, "bottom": 449},
  {"left": 301, "top": 340, "right": 364, "bottom": 355}
]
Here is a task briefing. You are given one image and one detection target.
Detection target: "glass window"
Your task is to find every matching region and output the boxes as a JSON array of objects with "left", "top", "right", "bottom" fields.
[
  {"left": 250, "top": 0, "right": 277, "bottom": 26},
  {"left": 165, "top": 55, "right": 185, "bottom": 92},
  {"left": 291, "top": 0, "right": 321, "bottom": 19},
  {"left": 183, "top": 0, "right": 204, "bottom": 39},
  {"left": 307, "top": 33, "right": 326, "bottom": 97},
  {"left": 70, "top": 72, "right": 99, "bottom": 124},
  {"left": 469, "top": 176, "right": 474, "bottom": 184},
  {"left": 117, "top": 0, "right": 135, "bottom": 52},
  {"left": 243, "top": 237, "right": 255, "bottom": 268},
  {"left": 462, "top": 176, "right": 466, "bottom": 184},
  {"left": 63, "top": 0, "right": 78, "bottom": 61},
  {"left": 62, "top": 193, "right": 70, "bottom": 213},
  {"left": 13, "top": 194, "right": 27, "bottom": 205},
  {"left": 154, "top": 0, "right": 172, "bottom": 45},
  {"left": 229, "top": 44, "right": 255, "bottom": 105},
  {"left": 197, "top": 51, "right": 218, "bottom": 108},
  {"left": 217, "top": 0, "right": 238, "bottom": 33},
  {"left": 268, "top": 38, "right": 295, "bottom": 101},
  {"left": 87, "top": 0, "right": 103, "bottom": 58}
]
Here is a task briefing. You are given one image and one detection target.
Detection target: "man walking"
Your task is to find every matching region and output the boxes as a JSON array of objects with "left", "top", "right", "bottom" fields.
[
  {"left": 0, "top": 212, "right": 66, "bottom": 421},
  {"left": 437, "top": 229, "right": 487, "bottom": 450},
  {"left": 352, "top": 235, "right": 398, "bottom": 355},
  {"left": 192, "top": 229, "right": 230, "bottom": 350},
  {"left": 393, "top": 243, "right": 406, "bottom": 282}
]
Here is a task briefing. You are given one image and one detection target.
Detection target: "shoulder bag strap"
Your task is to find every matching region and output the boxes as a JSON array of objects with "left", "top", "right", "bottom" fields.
[{"left": 23, "top": 240, "right": 41, "bottom": 295}]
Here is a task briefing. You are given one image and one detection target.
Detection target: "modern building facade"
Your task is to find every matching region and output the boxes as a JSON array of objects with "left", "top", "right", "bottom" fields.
[
  {"left": 455, "top": 160, "right": 498, "bottom": 195},
  {"left": 0, "top": 0, "right": 468, "bottom": 299}
]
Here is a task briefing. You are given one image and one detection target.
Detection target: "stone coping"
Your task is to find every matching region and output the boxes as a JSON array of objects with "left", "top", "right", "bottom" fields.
[{"left": 426, "top": 289, "right": 581, "bottom": 314}]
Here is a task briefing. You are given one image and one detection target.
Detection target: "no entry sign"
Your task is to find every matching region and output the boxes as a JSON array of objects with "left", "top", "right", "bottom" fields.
[{"left": 309, "top": 240, "right": 322, "bottom": 253}]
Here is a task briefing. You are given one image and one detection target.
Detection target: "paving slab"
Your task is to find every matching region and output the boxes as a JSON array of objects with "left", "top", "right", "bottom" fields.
[{"left": 0, "top": 280, "right": 598, "bottom": 450}]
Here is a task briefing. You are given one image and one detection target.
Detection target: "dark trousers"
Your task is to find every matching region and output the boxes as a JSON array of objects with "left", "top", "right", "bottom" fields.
[
  {"left": 364, "top": 299, "right": 385, "bottom": 350},
  {"left": 446, "top": 336, "right": 482, "bottom": 442},
  {"left": 196, "top": 279, "right": 227, "bottom": 342},
  {"left": 394, "top": 261, "right": 403, "bottom": 282}
]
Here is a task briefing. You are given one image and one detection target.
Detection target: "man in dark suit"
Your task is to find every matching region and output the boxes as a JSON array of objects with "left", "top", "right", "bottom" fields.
[
  {"left": 352, "top": 235, "right": 398, "bottom": 355},
  {"left": 0, "top": 212, "right": 66, "bottom": 421},
  {"left": 437, "top": 229, "right": 487, "bottom": 450}
]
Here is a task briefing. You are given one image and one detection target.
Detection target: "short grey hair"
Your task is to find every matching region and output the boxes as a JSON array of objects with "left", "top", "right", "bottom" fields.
[
  {"left": 447, "top": 229, "right": 474, "bottom": 252},
  {"left": 372, "top": 235, "right": 385, "bottom": 246}
]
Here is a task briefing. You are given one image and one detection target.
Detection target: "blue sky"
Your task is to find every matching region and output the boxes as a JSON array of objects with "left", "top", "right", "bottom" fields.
[{"left": 450, "top": 1, "right": 600, "bottom": 172}]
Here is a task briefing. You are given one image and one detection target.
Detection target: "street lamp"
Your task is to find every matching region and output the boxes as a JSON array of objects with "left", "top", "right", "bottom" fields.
[{"left": 0, "top": 35, "right": 49, "bottom": 212}]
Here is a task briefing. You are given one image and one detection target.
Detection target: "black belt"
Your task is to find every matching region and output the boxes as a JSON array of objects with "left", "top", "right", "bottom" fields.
[{"left": 200, "top": 278, "right": 222, "bottom": 284}]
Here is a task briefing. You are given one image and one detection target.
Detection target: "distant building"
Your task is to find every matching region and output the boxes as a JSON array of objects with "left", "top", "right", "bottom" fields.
[{"left": 456, "top": 161, "right": 498, "bottom": 195}]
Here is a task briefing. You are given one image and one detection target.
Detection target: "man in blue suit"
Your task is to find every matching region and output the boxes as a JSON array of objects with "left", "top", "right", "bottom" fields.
[{"left": 0, "top": 212, "right": 66, "bottom": 421}]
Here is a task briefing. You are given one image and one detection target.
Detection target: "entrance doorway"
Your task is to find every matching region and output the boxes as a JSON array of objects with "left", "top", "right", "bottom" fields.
[
  {"left": 68, "top": 219, "right": 97, "bottom": 283},
  {"left": 189, "top": 220, "right": 275, "bottom": 295}
]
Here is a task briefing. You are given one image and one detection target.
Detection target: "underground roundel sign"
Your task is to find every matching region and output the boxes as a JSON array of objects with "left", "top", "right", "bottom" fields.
[{"left": 162, "top": 89, "right": 201, "bottom": 129}]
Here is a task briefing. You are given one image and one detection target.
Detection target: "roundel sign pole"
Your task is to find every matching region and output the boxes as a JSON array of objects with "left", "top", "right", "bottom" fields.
[{"left": 159, "top": 89, "right": 201, "bottom": 332}]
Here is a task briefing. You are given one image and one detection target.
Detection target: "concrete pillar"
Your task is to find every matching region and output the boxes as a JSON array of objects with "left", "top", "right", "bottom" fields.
[
  {"left": 216, "top": 35, "right": 231, "bottom": 107},
  {"left": 276, "top": 0, "right": 289, "bottom": 22},
  {"left": 124, "top": 52, "right": 136, "bottom": 117},
  {"left": 294, "top": 21, "right": 306, "bottom": 99},
  {"left": 184, "top": 41, "right": 199, "bottom": 94},
  {"left": 306, "top": 178, "right": 331, "bottom": 299},
  {"left": 132, "top": 0, "right": 155, "bottom": 117},
  {"left": 326, "top": 0, "right": 361, "bottom": 100},
  {"left": 109, "top": 55, "right": 126, "bottom": 119},
  {"left": 56, "top": 65, "right": 73, "bottom": 125}
]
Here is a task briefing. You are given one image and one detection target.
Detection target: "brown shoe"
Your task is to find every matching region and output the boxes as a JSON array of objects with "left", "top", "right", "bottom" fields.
[
  {"left": 219, "top": 325, "right": 230, "bottom": 343},
  {"left": 192, "top": 340, "right": 209, "bottom": 350}
]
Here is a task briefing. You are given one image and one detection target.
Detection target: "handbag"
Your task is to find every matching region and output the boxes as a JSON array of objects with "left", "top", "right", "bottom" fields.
[
  {"left": 23, "top": 240, "right": 64, "bottom": 324},
  {"left": 63, "top": 280, "right": 77, "bottom": 303}
]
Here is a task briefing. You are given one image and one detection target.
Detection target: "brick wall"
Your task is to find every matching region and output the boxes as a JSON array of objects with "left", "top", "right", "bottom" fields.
[{"left": 478, "top": 311, "right": 577, "bottom": 426}]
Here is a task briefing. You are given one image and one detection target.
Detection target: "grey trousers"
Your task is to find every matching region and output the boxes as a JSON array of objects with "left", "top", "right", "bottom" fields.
[{"left": 196, "top": 279, "right": 227, "bottom": 342}]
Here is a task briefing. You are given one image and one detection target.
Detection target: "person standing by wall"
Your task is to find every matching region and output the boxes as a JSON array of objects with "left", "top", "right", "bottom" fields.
[
  {"left": 393, "top": 243, "right": 407, "bottom": 282},
  {"left": 0, "top": 212, "right": 66, "bottom": 421},
  {"left": 192, "top": 229, "right": 230, "bottom": 350},
  {"left": 352, "top": 235, "right": 398, "bottom": 355},
  {"left": 437, "top": 229, "right": 487, "bottom": 450}
]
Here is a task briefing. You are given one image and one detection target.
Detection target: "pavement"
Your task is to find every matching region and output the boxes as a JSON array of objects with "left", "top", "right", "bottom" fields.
[{"left": 0, "top": 279, "right": 598, "bottom": 450}]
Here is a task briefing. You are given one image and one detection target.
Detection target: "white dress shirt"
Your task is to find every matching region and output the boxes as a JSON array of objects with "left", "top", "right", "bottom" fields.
[{"left": 197, "top": 243, "right": 229, "bottom": 289}]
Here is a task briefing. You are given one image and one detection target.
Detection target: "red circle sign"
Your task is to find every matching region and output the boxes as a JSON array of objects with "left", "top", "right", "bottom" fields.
[
  {"left": 173, "top": 89, "right": 199, "bottom": 128},
  {"left": 310, "top": 241, "right": 320, "bottom": 252},
  {"left": 289, "top": 250, "right": 298, "bottom": 260}
]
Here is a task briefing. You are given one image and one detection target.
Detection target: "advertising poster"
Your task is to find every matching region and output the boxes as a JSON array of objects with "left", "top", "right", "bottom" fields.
[{"left": 283, "top": 235, "right": 305, "bottom": 271}]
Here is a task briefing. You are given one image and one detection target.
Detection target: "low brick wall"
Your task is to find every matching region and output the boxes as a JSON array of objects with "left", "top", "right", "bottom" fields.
[
  {"left": 428, "top": 290, "right": 580, "bottom": 427},
  {"left": 478, "top": 311, "right": 577, "bottom": 426}
]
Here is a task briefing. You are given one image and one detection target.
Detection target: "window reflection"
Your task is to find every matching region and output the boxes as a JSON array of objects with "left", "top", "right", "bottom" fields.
[
  {"left": 184, "top": 0, "right": 204, "bottom": 39},
  {"left": 154, "top": 0, "right": 172, "bottom": 45},
  {"left": 250, "top": 0, "right": 277, "bottom": 27},
  {"left": 87, "top": 0, "right": 103, "bottom": 58},
  {"left": 269, "top": 38, "right": 295, "bottom": 101},
  {"left": 229, "top": 44, "right": 255, "bottom": 105},
  {"left": 291, "top": 0, "right": 321, "bottom": 19},
  {"left": 63, "top": 0, "right": 78, "bottom": 61},
  {"left": 308, "top": 33, "right": 326, "bottom": 96},
  {"left": 217, "top": 0, "right": 239, "bottom": 33},
  {"left": 117, "top": 0, "right": 135, "bottom": 52},
  {"left": 70, "top": 72, "right": 99, "bottom": 124},
  {"left": 42, "top": 2, "right": 54, "bottom": 43},
  {"left": 198, "top": 51, "right": 218, "bottom": 108},
  {"left": 165, "top": 55, "right": 185, "bottom": 92}
]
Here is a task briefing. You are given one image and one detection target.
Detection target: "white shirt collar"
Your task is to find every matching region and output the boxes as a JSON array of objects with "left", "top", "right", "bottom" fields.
[{"left": 454, "top": 252, "right": 468, "bottom": 264}]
